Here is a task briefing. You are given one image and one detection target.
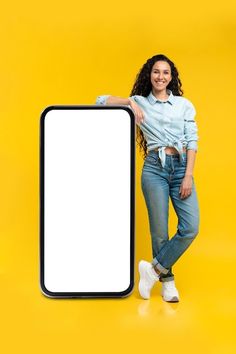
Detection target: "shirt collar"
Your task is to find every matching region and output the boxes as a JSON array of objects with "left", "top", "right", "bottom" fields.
[{"left": 147, "top": 89, "right": 174, "bottom": 105}]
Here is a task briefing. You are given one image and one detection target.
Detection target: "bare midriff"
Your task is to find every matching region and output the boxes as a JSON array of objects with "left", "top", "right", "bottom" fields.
[{"left": 153, "top": 146, "right": 187, "bottom": 155}]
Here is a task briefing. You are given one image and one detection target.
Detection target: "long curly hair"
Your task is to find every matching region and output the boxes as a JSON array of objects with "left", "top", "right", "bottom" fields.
[{"left": 129, "top": 54, "right": 184, "bottom": 160}]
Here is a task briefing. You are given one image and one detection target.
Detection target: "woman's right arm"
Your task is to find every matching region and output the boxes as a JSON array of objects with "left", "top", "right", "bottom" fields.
[
  {"left": 95, "top": 95, "right": 131, "bottom": 105},
  {"left": 95, "top": 95, "right": 145, "bottom": 124},
  {"left": 107, "top": 96, "right": 132, "bottom": 105}
]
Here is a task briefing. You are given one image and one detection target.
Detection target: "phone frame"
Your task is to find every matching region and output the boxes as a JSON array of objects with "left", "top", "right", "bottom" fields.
[{"left": 39, "top": 105, "right": 136, "bottom": 298}]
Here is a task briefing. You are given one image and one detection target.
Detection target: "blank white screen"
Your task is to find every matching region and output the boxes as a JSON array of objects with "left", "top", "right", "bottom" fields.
[{"left": 43, "top": 108, "right": 132, "bottom": 293}]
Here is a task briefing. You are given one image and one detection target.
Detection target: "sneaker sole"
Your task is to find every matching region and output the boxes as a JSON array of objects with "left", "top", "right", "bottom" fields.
[{"left": 162, "top": 295, "right": 179, "bottom": 303}]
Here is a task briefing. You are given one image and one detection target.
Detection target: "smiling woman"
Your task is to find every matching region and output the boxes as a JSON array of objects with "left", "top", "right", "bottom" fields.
[
  {"left": 95, "top": 53, "right": 200, "bottom": 303},
  {"left": 151, "top": 61, "right": 172, "bottom": 94}
]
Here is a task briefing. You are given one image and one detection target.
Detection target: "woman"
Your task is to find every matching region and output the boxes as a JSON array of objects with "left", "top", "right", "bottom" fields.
[{"left": 95, "top": 54, "right": 200, "bottom": 302}]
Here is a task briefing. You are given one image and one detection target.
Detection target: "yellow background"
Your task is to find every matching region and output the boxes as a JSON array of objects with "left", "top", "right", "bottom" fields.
[{"left": 1, "top": 0, "right": 236, "bottom": 353}]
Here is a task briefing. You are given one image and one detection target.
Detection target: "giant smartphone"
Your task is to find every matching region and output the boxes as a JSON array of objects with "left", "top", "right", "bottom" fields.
[{"left": 40, "top": 105, "right": 135, "bottom": 298}]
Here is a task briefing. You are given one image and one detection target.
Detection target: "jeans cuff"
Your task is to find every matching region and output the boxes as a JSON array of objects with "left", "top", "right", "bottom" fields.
[
  {"left": 151, "top": 258, "right": 169, "bottom": 274},
  {"left": 159, "top": 276, "right": 175, "bottom": 283}
]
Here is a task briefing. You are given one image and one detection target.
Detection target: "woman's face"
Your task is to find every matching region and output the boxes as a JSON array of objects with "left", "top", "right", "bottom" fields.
[{"left": 150, "top": 60, "right": 172, "bottom": 91}]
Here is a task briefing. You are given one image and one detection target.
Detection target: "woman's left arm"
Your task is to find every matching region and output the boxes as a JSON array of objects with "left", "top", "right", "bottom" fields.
[
  {"left": 179, "top": 149, "right": 196, "bottom": 199},
  {"left": 179, "top": 99, "right": 198, "bottom": 199}
]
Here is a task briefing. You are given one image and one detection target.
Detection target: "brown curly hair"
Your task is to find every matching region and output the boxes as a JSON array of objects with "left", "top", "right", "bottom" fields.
[{"left": 129, "top": 54, "right": 184, "bottom": 160}]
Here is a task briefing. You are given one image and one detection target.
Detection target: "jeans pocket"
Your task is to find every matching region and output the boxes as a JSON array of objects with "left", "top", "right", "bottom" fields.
[{"left": 145, "top": 153, "right": 158, "bottom": 165}]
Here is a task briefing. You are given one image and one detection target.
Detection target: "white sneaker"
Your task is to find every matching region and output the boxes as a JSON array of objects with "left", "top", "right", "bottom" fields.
[
  {"left": 138, "top": 260, "right": 159, "bottom": 299},
  {"left": 161, "top": 280, "right": 179, "bottom": 302}
]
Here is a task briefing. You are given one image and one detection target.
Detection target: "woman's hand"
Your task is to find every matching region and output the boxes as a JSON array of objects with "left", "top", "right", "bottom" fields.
[
  {"left": 179, "top": 175, "right": 193, "bottom": 199},
  {"left": 128, "top": 98, "right": 145, "bottom": 125}
]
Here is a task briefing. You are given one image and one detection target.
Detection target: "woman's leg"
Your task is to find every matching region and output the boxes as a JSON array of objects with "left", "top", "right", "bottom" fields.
[
  {"left": 151, "top": 154, "right": 200, "bottom": 271},
  {"left": 141, "top": 153, "right": 174, "bottom": 282}
]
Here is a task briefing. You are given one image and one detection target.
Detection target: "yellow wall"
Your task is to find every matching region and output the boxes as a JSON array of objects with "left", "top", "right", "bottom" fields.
[{"left": 1, "top": 1, "right": 236, "bottom": 353}]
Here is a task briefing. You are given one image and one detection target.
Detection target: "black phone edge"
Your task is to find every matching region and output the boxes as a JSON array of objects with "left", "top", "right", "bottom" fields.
[{"left": 39, "top": 105, "right": 136, "bottom": 299}]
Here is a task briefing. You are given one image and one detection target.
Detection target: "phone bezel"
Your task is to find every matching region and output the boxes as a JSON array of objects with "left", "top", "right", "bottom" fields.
[{"left": 39, "top": 105, "right": 135, "bottom": 298}]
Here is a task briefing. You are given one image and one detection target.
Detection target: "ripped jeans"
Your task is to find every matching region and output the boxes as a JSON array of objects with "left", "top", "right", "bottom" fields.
[{"left": 141, "top": 150, "right": 200, "bottom": 282}]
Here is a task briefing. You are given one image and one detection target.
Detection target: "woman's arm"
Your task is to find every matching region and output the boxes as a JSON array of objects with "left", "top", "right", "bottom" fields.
[
  {"left": 179, "top": 149, "right": 196, "bottom": 199},
  {"left": 179, "top": 99, "right": 198, "bottom": 199},
  {"left": 107, "top": 96, "right": 145, "bottom": 124},
  {"left": 180, "top": 137, "right": 198, "bottom": 201},
  {"left": 185, "top": 149, "right": 196, "bottom": 177},
  {"left": 95, "top": 95, "right": 132, "bottom": 105},
  {"left": 106, "top": 96, "right": 131, "bottom": 105},
  {"left": 95, "top": 95, "right": 144, "bottom": 124}
]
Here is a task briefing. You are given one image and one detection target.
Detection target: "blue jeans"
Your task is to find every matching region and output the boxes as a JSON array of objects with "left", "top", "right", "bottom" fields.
[{"left": 141, "top": 150, "right": 200, "bottom": 282}]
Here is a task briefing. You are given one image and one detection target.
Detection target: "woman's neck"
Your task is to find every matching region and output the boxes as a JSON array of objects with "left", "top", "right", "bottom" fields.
[{"left": 152, "top": 88, "right": 169, "bottom": 101}]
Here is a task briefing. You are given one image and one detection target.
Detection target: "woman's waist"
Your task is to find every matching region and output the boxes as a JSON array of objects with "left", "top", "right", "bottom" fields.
[{"left": 152, "top": 146, "right": 186, "bottom": 155}]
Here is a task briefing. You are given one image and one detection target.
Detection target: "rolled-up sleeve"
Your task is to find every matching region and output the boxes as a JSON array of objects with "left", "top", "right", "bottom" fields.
[
  {"left": 128, "top": 95, "right": 137, "bottom": 103},
  {"left": 184, "top": 100, "right": 198, "bottom": 151},
  {"left": 95, "top": 95, "right": 111, "bottom": 105}
]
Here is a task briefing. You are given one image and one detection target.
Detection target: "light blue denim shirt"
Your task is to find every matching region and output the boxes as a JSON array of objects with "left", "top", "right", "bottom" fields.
[{"left": 95, "top": 89, "right": 198, "bottom": 168}]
